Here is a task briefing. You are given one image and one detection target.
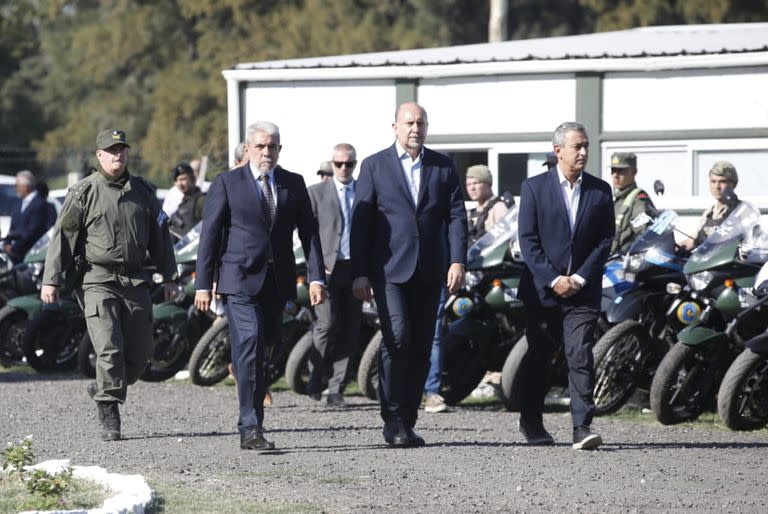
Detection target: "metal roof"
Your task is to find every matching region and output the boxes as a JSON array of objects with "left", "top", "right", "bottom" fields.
[{"left": 234, "top": 23, "right": 768, "bottom": 70}]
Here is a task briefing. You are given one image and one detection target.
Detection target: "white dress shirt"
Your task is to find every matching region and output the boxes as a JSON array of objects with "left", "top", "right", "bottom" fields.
[
  {"left": 550, "top": 165, "right": 586, "bottom": 288},
  {"left": 395, "top": 141, "right": 423, "bottom": 205},
  {"left": 21, "top": 190, "right": 38, "bottom": 213}
]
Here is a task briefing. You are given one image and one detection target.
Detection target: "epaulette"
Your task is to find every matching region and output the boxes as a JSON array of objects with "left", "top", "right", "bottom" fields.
[
  {"left": 637, "top": 192, "right": 650, "bottom": 200},
  {"left": 67, "top": 178, "right": 93, "bottom": 201}
]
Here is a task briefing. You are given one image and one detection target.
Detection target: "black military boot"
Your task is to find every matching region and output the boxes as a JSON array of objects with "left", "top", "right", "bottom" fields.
[{"left": 96, "top": 401, "right": 121, "bottom": 441}]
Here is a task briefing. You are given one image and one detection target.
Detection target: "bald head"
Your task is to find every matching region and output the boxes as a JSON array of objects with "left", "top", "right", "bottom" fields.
[{"left": 393, "top": 102, "right": 428, "bottom": 158}]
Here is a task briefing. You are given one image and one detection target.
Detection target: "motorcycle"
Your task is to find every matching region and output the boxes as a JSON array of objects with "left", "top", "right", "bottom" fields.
[
  {"left": 650, "top": 193, "right": 764, "bottom": 425},
  {"left": 591, "top": 206, "right": 690, "bottom": 415},
  {"left": 77, "top": 222, "right": 210, "bottom": 380},
  {"left": 356, "top": 200, "right": 526, "bottom": 405},
  {"left": 187, "top": 240, "right": 313, "bottom": 387},
  {"left": 717, "top": 257, "right": 768, "bottom": 431}
]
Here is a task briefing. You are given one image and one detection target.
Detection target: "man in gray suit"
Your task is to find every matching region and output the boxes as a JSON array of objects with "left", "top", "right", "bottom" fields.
[{"left": 306, "top": 143, "right": 362, "bottom": 407}]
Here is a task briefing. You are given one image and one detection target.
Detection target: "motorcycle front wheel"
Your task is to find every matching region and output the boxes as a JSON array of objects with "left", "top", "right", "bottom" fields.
[
  {"left": 717, "top": 348, "right": 768, "bottom": 431},
  {"left": 284, "top": 330, "right": 315, "bottom": 394},
  {"left": 650, "top": 342, "right": 718, "bottom": 425},
  {"left": 188, "top": 317, "right": 231, "bottom": 386},
  {"left": 77, "top": 332, "right": 96, "bottom": 378},
  {"left": 357, "top": 331, "right": 381, "bottom": 401},
  {"left": 0, "top": 306, "right": 28, "bottom": 365},
  {"left": 592, "top": 320, "right": 647, "bottom": 416},
  {"left": 22, "top": 310, "right": 82, "bottom": 373}
]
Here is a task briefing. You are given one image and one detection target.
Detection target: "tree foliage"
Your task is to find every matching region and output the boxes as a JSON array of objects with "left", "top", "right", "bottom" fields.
[{"left": 0, "top": 0, "right": 765, "bottom": 185}]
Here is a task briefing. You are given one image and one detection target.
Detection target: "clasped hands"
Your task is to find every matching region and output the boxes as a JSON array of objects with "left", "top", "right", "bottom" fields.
[{"left": 552, "top": 275, "right": 583, "bottom": 298}]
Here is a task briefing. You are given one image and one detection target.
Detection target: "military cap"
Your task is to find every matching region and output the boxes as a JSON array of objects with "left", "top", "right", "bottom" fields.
[
  {"left": 610, "top": 152, "right": 637, "bottom": 169},
  {"left": 709, "top": 160, "right": 738, "bottom": 185},
  {"left": 317, "top": 161, "right": 333, "bottom": 176},
  {"left": 466, "top": 164, "right": 492, "bottom": 185},
  {"left": 542, "top": 151, "right": 557, "bottom": 168},
  {"left": 96, "top": 129, "right": 130, "bottom": 150},
  {"left": 172, "top": 161, "right": 195, "bottom": 180}
]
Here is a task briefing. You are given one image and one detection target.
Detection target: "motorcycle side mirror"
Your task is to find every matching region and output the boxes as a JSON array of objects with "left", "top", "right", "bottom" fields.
[
  {"left": 722, "top": 187, "right": 739, "bottom": 208},
  {"left": 653, "top": 180, "right": 665, "bottom": 196},
  {"left": 500, "top": 191, "right": 516, "bottom": 208}
]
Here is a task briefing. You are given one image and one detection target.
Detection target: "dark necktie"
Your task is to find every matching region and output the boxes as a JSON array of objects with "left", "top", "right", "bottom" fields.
[{"left": 259, "top": 174, "right": 276, "bottom": 226}]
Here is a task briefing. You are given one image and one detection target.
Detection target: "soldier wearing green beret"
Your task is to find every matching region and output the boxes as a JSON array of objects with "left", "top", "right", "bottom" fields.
[
  {"left": 40, "top": 129, "right": 177, "bottom": 442},
  {"left": 609, "top": 152, "right": 655, "bottom": 255},
  {"left": 681, "top": 160, "right": 740, "bottom": 251}
]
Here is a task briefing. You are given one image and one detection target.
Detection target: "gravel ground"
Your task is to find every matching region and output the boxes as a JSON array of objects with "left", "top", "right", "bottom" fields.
[{"left": 2, "top": 371, "right": 767, "bottom": 513}]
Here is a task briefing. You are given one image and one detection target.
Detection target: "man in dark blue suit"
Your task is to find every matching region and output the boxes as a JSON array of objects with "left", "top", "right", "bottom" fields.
[
  {"left": 194, "top": 121, "right": 326, "bottom": 451},
  {"left": 517, "top": 122, "right": 615, "bottom": 450},
  {"left": 3, "top": 170, "right": 53, "bottom": 264},
  {"left": 351, "top": 102, "right": 467, "bottom": 448}
]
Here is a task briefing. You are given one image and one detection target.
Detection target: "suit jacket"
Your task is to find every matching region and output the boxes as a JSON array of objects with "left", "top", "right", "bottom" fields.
[
  {"left": 351, "top": 144, "right": 467, "bottom": 285},
  {"left": 518, "top": 168, "right": 615, "bottom": 309},
  {"left": 307, "top": 178, "right": 350, "bottom": 274},
  {"left": 5, "top": 193, "right": 52, "bottom": 263},
  {"left": 195, "top": 164, "right": 324, "bottom": 301}
]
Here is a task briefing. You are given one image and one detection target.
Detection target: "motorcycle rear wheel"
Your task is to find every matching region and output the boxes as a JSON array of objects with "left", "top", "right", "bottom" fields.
[
  {"left": 77, "top": 332, "right": 96, "bottom": 378},
  {"left": 188, "top": 317, "right": 231, "bottom": 386},
  {"left": 592, "top": 320, "right": 647, "bottom": 416},
  {"left": 285, "top": 330, "right": 315, "bottom": 394},
  {"left": 357, "top": 331, "right": 381, "bottom": 400},
  {"left": 0, "top": 306, "right": 28, "bottom": 365},
  {"left": 650, "top": 342, "right": 717, "bottom": 425},
  {"left": 22, "top": 310, "right": 81, "bottom": 373},
  {"left": 717, "top": 348, "right": 768, "bottom": 431}
]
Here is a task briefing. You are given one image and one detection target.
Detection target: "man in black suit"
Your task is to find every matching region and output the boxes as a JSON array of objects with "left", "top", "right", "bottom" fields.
[
  {"left": 351, "top": 102, "right": 467, "bottom": 448},
  {"left": 517, "top": 122, "right": 615, "bottom": 450},
  {"left": 306, "top": 143, "right": 362, "bottom": 407},
  {"left": 3, "top": 170, "right": 53, "bottom": 263},
  {"left": 195, "top": 121, "right": 326, "bottom": 451}
]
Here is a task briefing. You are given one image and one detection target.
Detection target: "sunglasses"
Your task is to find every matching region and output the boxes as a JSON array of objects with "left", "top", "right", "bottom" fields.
[{"left": 333, "top": 161, "right": 357, "bottom": 168}]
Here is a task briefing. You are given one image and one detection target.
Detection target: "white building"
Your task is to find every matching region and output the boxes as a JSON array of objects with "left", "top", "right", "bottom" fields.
[{"left": 223, "top": 23, "right": 768, "bottom": 229}]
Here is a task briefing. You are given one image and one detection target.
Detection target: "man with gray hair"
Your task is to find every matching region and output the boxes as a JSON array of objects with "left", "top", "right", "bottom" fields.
[
  {"left": 3, "top": 170, "right": 52, "bottom": 263},
  {"left": 233, "top": 141, "right": 248, "bottom": 168}
]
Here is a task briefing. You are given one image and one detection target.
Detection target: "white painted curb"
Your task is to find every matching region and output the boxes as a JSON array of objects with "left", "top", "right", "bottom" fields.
[{"left": 16, "top": 459, "right": 153, "bottom": 514}]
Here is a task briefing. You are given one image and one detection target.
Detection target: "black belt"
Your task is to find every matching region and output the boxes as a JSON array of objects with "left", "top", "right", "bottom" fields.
[{"left": 91, "top": 262, "right": 139, "bottom": 275}]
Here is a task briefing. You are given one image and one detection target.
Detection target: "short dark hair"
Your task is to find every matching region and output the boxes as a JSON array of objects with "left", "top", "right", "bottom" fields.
[{"left": 172, "top": 162, "right": 195, "bottom": 181}]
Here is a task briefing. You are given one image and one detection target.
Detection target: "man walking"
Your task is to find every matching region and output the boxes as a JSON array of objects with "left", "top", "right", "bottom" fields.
[
  {"left": 306, "top": 143, "right": 362, "bottom": 407},
  {"left": 517, "top": 122, "right": 614, "bottom": 450},
  {"left": 195, "top": 121, "right": 325, "bottom": 452},
  {"left": 351, "top": 102, "right": 467, "bottom": 448},
  {"left": 41, "top": 129, "right": 177, "bottom": 442}
]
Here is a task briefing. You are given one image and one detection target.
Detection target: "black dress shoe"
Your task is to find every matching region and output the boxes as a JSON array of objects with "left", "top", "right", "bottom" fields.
[
  {"left": 240, "top": 431, "right": 276, "bottom": 451},
  {"left": 382, "top": 421, "right": 410, "bottom": 447},
  {"left": 406, "top": 427, "right": 425, "bottom": 447},
  {"left": 518, "top": 419, "right": 555, "bottom": 445},
  {"left": 572, "top": 426, "right": 602, "bottom": 450},
  {"left": 327, "top": 393, "right": 345, "bottom": 407}
]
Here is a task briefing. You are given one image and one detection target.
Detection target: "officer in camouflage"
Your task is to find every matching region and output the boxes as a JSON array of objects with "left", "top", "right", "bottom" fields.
[
  {"left": 682, "top": 160, "right": 740, "bottom": 250},
  {"left": 609, "top": 152, "right": 655, "bottom": 255},
  {"left": 40, "top": 129, "right": 177, "bottom": 442}
]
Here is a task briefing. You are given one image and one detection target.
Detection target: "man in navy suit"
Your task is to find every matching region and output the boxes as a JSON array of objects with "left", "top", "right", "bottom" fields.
[
  {"left": 194, "top": 121, "right": 326, "bottom": 452},
  {"left": 3, "top": 170, "right": 53, "bottom": 263},
  {"left": 517, "top": 122, "right": 614, "bottom": 450},
  {"left": 351, "top": 102, "right": 467, "bottom": 448}
]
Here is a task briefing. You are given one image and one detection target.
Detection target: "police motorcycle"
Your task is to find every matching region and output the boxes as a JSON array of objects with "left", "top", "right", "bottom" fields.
[
  {"left": 356, "top": 199, "right": 526, "bottom": 405},
  {"left": 187, "top": 240, "right": 313, "bottom": 387},
  {"left": 77, "top": 221, "right": 210, "bottom": 381},
  {"left": 717, "top": 248, "right": 768, "bottom": 431},
  {"left": 285, "top": 299, "right": 379, "bottom": 396},
  {"left": 14, "top": 229, "right": 86, "bottom": 373},
  {"left": 650, "top": 193, "right": 764, "bottom": 425},
  {"left": 592, "top": 188, "right": 692, "bottom": 414}
]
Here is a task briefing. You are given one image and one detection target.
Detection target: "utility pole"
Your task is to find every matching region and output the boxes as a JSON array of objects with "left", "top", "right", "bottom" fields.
[{"left": 489, "top": 0, "right": 508, "bottom": 42}]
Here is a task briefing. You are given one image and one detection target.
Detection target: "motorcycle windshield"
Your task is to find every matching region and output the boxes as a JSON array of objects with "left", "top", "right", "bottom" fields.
[
  {"left": 173, "top": 221, "right": 203, "bottom": 253},
  {"left": 466, "top": 204, "right": 519, "bottom": 262},
  {"left": 740, "top": 218, "right": 768, "bottom": 265},
  {"left": 689, "top": 201, "right": 762, "bottom": 265},
  {"left": 626, "top": 210, "right": 682, "bottom": 271},
  {"left": 24, "top": 226, "right": 56, "bottom": 263}
]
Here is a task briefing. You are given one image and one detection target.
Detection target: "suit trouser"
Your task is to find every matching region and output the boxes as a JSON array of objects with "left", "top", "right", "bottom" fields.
[
  {"left": 223, "top": 273, "right": 283, "bottom": 433},
  {"left": 309, "top": 261, "right": 362, "bottom": 395},
  {"left": 519, "top": 302, "right": 599, "bottom": 428},
  {"left": 83, "top": 282, "right": 154, "bottom": 403},
  {"left": 374, "top": 276, "right": 441, "bottom": 428}
]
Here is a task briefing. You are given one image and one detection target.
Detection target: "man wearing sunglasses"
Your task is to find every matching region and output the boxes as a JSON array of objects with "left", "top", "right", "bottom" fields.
[{"left": 306, "top": 143, "right": 362, "bottom": 407}]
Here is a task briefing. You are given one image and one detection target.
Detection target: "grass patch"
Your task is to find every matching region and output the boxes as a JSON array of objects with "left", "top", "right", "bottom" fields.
[
  {"left": 0, "top": 475, "right": 107, "bottom": 513},
  {"left": 149, "top": 480, "right": 319, "bottom": 514},
  {"left": 0, "top": 363, "right": 34, "bottom": 374}
]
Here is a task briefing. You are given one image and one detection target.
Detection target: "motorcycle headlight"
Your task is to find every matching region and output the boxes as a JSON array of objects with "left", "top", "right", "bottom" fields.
[
  {"left": 451, "top": 296, "right": 474, "bottom": 318},
  {"left": 687, "top": 271, "right": 714, "bottom": 292},
  {"left": 31, "top": 262, "right": 44, "bottom": 277},
  {"left": 465, "top": 271, "right": 483, "bottom": 289},
  {"left": 626, "top": 253, "right": 645, "bottom": 273}
]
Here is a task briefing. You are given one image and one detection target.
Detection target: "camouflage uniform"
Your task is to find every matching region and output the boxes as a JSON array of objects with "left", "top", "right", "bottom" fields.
[
  {"left": 610, "top": 184, "right": 655, "bottom": 255},
  {"left": 693, "top": 202, "right": 736, "bottom": 247},
  {"left": 43, "top": 135, "right": 175, "bottom": 404}
]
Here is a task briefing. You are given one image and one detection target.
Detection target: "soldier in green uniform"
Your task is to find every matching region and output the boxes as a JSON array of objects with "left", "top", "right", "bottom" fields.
[
  {"left": 40, "top": 129, "right": 177, "bottom": 442},
  {"left": 681, "top": 160, "right": 740, "bottom": 250},
  {"left": 609, "top": 152, "right": 655, "bottom": 255}
]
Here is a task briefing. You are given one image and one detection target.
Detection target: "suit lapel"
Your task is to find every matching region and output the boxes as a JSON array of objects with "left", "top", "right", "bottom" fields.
[
  {"left": 416, "top": 154, "right": 429, "bottom": 210},
  {"left": 548, "top": 169, "right": 572, "bottom": 237},
  {"left": 273, "top": 166, "right": 290, "bottom": 229},
  {"left": 388, "top": 145, "right": 416, "bottom": 210},
  {"left": 572, "top": 173, "right": 593, "bottom": 237},
  {"left": 324, "top": 179, "right": 342, "bottom": 229},
  {"left": 242, "top": 164, "right": 270, "bottom": 227}
]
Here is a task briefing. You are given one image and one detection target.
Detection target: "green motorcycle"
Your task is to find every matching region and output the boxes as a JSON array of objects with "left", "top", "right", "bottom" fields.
[{"left": 650, "top": 196, "right": 764, "bottom": 425}]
